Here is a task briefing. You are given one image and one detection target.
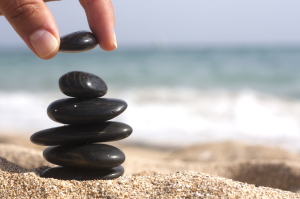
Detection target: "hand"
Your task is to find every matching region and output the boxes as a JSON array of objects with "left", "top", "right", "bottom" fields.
[{"left": 0, "top": 0, "right": 116, "bottom": 60}]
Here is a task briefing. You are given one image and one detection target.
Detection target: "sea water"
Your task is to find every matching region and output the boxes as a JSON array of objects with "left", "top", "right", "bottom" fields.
[{"left": 1, "top": 47, "right": 300, "bottom": 150}]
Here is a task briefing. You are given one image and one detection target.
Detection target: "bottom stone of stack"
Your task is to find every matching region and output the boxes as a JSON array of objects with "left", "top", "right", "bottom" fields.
[{"left": 40, "top": 165, "right": 124, "bottom": 180}]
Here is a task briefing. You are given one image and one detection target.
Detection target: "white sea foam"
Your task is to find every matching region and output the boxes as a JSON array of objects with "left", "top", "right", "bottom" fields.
[{"left": 1, "top": 88, "right": 300, "bottom": 151}]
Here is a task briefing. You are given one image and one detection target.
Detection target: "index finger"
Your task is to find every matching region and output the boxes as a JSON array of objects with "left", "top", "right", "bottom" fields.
[{"left": 79, "top": 0, "right": 116, "bottom": 51}]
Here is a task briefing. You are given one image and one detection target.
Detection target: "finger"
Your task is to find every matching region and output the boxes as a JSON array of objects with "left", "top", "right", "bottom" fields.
[
  {"left": 0, "top": 0, "right": 58, "bottom": 15},
  {"left": 79, "top": 0, "right": 116, "bottom": 51},
  {"left": 0, "top": 0, "right": 59, "bottom": 59}
]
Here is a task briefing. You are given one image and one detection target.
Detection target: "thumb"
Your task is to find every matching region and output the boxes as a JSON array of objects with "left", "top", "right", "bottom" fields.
[{"left": 0, "top": 0, "right": 59, "bottom": 59}]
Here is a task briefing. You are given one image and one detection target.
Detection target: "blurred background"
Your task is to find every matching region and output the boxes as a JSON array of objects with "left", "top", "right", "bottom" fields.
[{"left": 1, "top": 0, "right": 300, "bottom": 151}]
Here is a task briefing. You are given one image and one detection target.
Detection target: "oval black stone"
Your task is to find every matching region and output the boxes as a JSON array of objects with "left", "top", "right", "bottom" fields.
[
  {"left": 30, "top": 122, "right": 133, "bottom": 146},
  {"left": 59, "top": 31, "right": 98, "bottom": 53},
  {"left": 43, "top": 144, "right": 125, "bottom": 169},
  {"left": 47, "top": 98, "right": 127, "bottom": 124},
  {"left": 59, "top": 71, "right": 107, "bottom": 98},
  {"left": 41, "top": 165, "right": 124, "bottom": 180}
]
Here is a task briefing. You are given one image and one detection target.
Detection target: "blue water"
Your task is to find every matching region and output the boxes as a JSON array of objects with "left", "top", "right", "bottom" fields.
[
  {"left": 1, "top": 47, "right": 300, "bottom": 97},
  {"left": 1, "top": 47, "right": 300, "bottom": 150}
]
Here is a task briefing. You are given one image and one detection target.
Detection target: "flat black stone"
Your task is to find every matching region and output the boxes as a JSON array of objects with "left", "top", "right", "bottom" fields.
[
  {"left": 43, "top": 144, "right": 125, "bottom": 169},
  {"left": 59, "top": 71, "right": 107, "bottom": 98},
  {"left": 40, "top": 165, "right": 124, "bottom": 180},
  {"left": 30, "top": 122, "right": 133, "bottom": 146},
  {"left": 59, "top": 31, "right": 98, "bottom": 53},
  {"left": 47, "top": 98, "right": 127, "bottom": 124}
]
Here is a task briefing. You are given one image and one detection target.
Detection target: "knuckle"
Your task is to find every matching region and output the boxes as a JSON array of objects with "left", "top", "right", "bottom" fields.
[{"left": 3, "top": 0, "right": 40, "bottom": 23}]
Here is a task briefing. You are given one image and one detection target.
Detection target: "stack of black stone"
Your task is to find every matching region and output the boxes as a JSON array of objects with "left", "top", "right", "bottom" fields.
[{"left": 30, "top": 36, "right": 132, "bottom": 180}]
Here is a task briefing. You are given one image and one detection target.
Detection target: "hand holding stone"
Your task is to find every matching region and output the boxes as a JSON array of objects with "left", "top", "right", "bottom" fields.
[{"left": 0, "top": 0, "right": 116, "bottom": 59}]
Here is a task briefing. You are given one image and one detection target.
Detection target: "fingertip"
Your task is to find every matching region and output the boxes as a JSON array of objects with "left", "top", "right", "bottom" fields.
[
  {"left": 99, "top": 34, "right": 117, "bottom": 51},
  {"left": 0, "top": 0, "right": 60, "bottom": 59},
  {"left": 94, "top": 29, "right": 117, "bottom": 51},
  {"left": 29, "top": 29, "right": 60, "bottom": 59},
  {"left": 99, "top": 45, "right": 115, "bottom": 52},
  {"left": 33, "top": 36, "right": 60, "bottom": 60},
  {"left": 40, "top": 37, "right": 59, "bottom": 60},
  {"left": 80, "top": 0, "right": 116, "bottom": 51},
  {"left": 39, "top": 44, "right": 59, "bottom": 60}
]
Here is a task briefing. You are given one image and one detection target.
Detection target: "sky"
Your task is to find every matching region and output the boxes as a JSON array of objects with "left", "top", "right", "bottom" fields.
[{"left": 0, "top": 0, "right": 300, "bottom": 49}]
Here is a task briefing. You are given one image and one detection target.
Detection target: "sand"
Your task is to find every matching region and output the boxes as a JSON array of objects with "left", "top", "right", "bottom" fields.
[
  {"left": 0, "top": 160, "right": 298, "bottom": 198},
  {"left": 0, "top": 134, "right": 300, "bottom": 198}
]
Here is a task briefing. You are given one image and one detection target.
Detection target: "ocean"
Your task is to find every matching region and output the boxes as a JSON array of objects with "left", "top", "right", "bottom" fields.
[{"left": 1, "top": 47, "right": 300, "bottom": 150}]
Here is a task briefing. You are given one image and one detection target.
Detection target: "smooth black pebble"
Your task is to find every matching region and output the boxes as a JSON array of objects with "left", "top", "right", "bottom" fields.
[
  {"left": 47, "top": 98, "right": 127, "bottom": 124},
  {"left": 43, "top": 144, "right": 125, "bottom": 169},
  {"left": 59, "top": 71, "right": 107, "bottom": 98},
  {"left": 30, "top": 122, "right": 133, "bottom": 146},
  {"left": 41, "top": 165, "right": 124, "bottom": 180},
  {"left": 59, "top": 31, "right": 98, "bottom": 53}
]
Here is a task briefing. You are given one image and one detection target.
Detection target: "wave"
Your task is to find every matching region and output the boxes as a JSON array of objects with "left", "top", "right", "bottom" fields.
[{"left": 1, "top": 88, "right": 300, "bottom": 150}]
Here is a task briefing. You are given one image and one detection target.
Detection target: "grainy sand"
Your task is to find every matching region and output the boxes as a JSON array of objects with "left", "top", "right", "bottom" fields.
[
  {"left": 0, "top": 159, "right": 298, "bottom": 198},
  {"left": 0, "top": 134, "right": 300, "bottom": 198}
]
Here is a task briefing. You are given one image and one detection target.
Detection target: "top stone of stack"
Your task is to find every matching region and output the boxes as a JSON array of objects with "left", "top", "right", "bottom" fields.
[
  {"left": 59, "top": 31, "right": 98, "bottom": 53},
  {"left": 59, "top": 71, "right": 107, "bottom": 98}
]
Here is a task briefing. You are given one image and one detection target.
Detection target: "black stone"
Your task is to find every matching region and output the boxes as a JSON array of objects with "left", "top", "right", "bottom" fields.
[
  {"left": 30, "top": 122, "right": 132, "bottom": 146},
  {"left": 59, "top": 71, "right": 107, "bottom": 98},
  {"left": 43, "top": 144, "right": 125, "bottom": 169},
  {"left": 59, "top": 31, "right": 98, "bottom": 53},
  {"left": 41, "top": 165, "right": 124, "bottom": 180},
  {"left": 47, "top": 98, "right": 127, "bottom": 124}
]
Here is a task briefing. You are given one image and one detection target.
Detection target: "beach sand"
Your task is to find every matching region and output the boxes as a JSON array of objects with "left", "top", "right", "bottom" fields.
[{"left": 0, "top": 134, "right": 300, "bottom": 198}]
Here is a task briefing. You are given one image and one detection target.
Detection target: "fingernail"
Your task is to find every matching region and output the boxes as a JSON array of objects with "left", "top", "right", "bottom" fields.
[
  {"left": 30, "top": 29, "right": 58, "bottom": 58},
  {"left": 113, "top": 32, "right": 117, "bottom": 49}
]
